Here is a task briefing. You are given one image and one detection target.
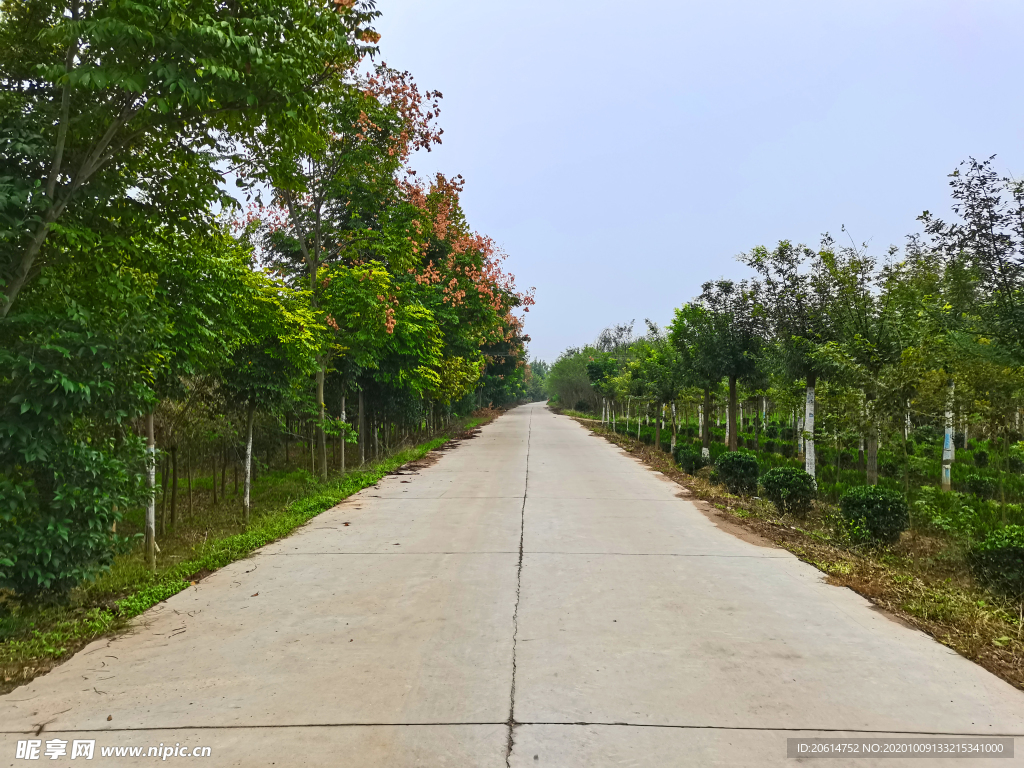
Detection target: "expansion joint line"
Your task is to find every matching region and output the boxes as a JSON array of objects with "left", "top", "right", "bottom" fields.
[{"left": 506, "top": 408, "right": 532, "bottom": 766}]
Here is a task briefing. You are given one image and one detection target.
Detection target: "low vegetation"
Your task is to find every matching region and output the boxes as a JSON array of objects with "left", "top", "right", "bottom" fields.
[
  {"left": 0, "top": 414, "right": 493, "bottom": 694},
  {"left": 570, "top": 415, "right": 1024, "bottom": 691}
]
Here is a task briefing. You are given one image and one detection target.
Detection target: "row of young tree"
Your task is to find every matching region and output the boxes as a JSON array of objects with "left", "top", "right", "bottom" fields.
[
  {"left": 0, "top": 0, "right": 533, "bottom": 597},
  {"left": 546, "top": 158, "right": 1024, "bottom": 525}
]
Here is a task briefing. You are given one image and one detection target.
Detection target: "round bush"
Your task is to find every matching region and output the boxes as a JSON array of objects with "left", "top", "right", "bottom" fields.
[
  {"left": 974, "top": 449, "right": 989, "bottom": 468},
  {"left": 963, "top": 473, "right": 997, "bottom": 500},
  {"left": 675, "top": 444, "right": 709, "bottom": 474},
  {"left": 971, "top": 526, "right": 1024, "bottom": 597},
  {"left": 714, "top": 451, "right": 759, "bottom": 495},
  {"left": 766, "top": 425, "right": 780, "bottom": 439},
  {"left": 1009, "top": 456, "right": 1024, "bottom": 475},
  {"left": 760, "top": 467, "right": 817, "bottom": 518},
  {"left": 763, "top": 439, "right": 778, "bottom": 454},
  {"left": 839, "top": 486, "right": 909, "bottom": 545}
]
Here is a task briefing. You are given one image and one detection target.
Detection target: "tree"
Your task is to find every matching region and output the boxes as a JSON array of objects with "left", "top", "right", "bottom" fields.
[
  {"left": 221, "top": 274, "right": 320, "bottom": 523},
  {"left": 669, "top": 304, "right": 725, "bottom": 457},
  {"left": 0, "top": 0, "right": 380, "bottom": 317},
  {"left": 743, "top": 241, "right": 835, "bottom": 474},
  {"left": 920, "top": 156, "right": 1024, "bottom": 365},
  {"left": 697, "top": 280, "right": 764, "bottom": 452}
]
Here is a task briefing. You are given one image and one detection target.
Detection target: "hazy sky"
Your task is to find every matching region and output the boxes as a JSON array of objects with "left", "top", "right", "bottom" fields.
[{"left": 374, "top": 0, "right": 1024, "bottom": 363}]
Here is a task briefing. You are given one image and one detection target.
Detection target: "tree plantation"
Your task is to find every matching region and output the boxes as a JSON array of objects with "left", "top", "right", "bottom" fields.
[
  {"left": 0, "top": 0, "right": 533, "bottom": 605},
  {"left": 546, "top": 158, "right": 1024, "bottom": 598}
]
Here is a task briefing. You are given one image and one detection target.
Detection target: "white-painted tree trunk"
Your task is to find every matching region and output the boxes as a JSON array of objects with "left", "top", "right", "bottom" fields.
[
  {"left": 698, "top": 404, "right": 703, "bottom": 439},
  {"left": 942, "top": 380, "right": 955, "bottom": 491},
  {"left": 145, "top": 411, "right": 157, "bottom": 572},
  {"left": 670, "top": 402, "right": 677, "bottom": 453},
  {"left": 804, "top": 384, "right": 816, "bottom": 477},
  {"left": 340, "top": 395, "right": 346, "bottom": 475},
  {"left": 243, "top": 404, "right": 255, "bottom": 525}
]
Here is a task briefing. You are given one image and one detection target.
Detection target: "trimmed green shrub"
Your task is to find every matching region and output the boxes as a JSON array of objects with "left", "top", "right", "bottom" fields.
[
  {"left": 971, "top": 525, "right": 1024, "bottom": 597},
  {"left": 963, "top": 473, "right": 997, "bottom": 500},
  {"left": 715, "top": 451, "right": 759, "bottom": 495},
  {"left": 675, "top": 444, "right": 709, "bottom": 474},
  {"left": 839, "top": 485, "right": 909, "bottom": 545},
  {"left": 974, "top": 449, "right": 989, "bottom": 468},
  {"left": 1008, "top": 456, "right": 1024, "bottom": 475},
  {"left": 763, "top": 439, "right": 778, "bottom": 454},
  {"left": 760, "top": 467, "right": 817, "bottom": 518}
]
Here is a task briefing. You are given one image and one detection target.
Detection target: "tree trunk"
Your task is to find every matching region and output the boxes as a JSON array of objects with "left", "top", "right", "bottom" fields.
[
  {"left": 654, "top": 402, "right": 662, "bottom": 451},
  {"left": 866, "top": 429, "right": 878, "bottom": 485},
  {"left": 212, "top": 449, "right": 218, "bottom": 505},
  {"left": 145, "top": 412, "right": 157, "bottom": 572},
  {"left": 159, "top": 455, "right": 169, "bottom": 537},
  {"left": 170, "top": 445, "right": 178, "bottom": 528},
  {"left": 316, "top": 366, "right": 328, "bottom": 482},
  {"left": 340, "top": 394, "right": 347, "bottom": 475},
  {"left": 222, "top": 444, "right": 227, "bottom": 498},
  {"left": 285, "top": 414, "right": 291, "bottom": 467},
  {"left": 941, "top": 379, "right": 955, "bottom": 492},
  {"left": 805, "top": 374, "right": 816, "bottom": 476},
  {"left": 754, "top": 399, "right": 761, "bottom": 451},
  {"left": 728, "top": 376, "right": 738, "bottom": 452},
  {"left": 359, "top": 390, "right": 366, "bottom": 465},
  {"left": 670, "top": 402, "right": 677, "bottom": 452},
  {"left": 185, "top": 445, "right": 192, "bottom": 520},
  {"left": 701, "top": 389, "right": 712, "bottom": 459},
  {"left": 243, "top": 404, "right": 255, "bottom": 525}
]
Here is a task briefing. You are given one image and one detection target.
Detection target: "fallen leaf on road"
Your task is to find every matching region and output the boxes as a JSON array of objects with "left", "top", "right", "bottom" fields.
[
  {"left": 251, "top": 593, "right": 259, "bottom": 597},
  {"left": 343, "top": 522, "right": 350, "bottom": 526},
  {"left": 107, "top": 715, "right": 112, "bottom": 721}
]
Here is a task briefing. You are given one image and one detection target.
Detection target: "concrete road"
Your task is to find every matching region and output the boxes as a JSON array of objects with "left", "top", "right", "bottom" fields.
[{"left": 2, "top": 402, "right": 1024, "bottom": 766}]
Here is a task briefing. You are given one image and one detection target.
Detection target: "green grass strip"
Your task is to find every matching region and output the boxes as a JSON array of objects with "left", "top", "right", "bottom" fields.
[{"left": 1, "top": 431, "right": 460, "bottom": 668}]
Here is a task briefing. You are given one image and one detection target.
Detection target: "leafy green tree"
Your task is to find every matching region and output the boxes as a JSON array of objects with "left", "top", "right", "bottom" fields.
[
  {"left": 697, "top": 280, "right": 763, "bottom": 452},
  {"left": 743, "top": 241, "right": 835, "bottom": 473},
  {"left": 0, "top": 0, "right": 379, "bottom": 317},
  {"left": 221, "top": 274, "right": 320, "bottom": 523}
]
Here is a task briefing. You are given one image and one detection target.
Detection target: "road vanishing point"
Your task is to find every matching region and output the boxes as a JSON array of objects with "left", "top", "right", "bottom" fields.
[{"left": 3, "top": 403, "right": 1024, "bottom": 766}]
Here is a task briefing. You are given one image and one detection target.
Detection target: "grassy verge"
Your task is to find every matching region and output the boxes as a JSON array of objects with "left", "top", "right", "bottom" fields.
[
  {"left": 0, "top": 413, "right": 495, "bottom": 694},
  {"left": 573, "top": 417, "right": 1024, "bottom": 691}
]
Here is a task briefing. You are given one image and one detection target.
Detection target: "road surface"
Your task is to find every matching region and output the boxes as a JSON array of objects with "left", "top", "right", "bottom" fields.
[{"left": 3, "top": 402, "right": 1024, "bottom": 766}]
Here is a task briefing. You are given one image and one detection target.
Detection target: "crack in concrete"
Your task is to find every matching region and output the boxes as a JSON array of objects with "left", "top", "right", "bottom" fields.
[
  {"left": 505, "top": 409, "right": 532, "bottom": 767},
  {"left": 515, "top": 722, "right": 1024, "bottom": 736},
  {"left": 10, "top": 722, "right": 1016, "bottom": 737}
]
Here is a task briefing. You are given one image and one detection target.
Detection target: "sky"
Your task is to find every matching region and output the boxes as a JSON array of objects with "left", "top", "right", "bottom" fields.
[{"left": 373, "top": 0, "right": 1024, "bottom": 363}]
